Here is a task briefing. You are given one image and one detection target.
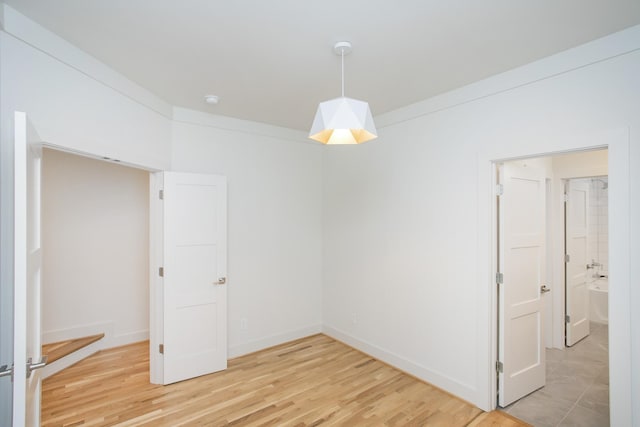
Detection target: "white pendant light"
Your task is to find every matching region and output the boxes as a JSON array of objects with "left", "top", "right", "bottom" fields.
[{"left": 309, "top": 41, "right": 377, "bottom": 145}]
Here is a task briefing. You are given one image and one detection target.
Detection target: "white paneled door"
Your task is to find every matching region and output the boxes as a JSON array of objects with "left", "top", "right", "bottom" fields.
[
  {"left": 160, "top": 172, "right": 227, "bottom": 384},
  {"left": 565, "top": 179, "right": 590, "bottom": 346},
  {"left": 498, "top": 162, "right": 546, "bottom": 407},
  {"left": 13, "top": 112, "right": 45, "bottom": 426}
]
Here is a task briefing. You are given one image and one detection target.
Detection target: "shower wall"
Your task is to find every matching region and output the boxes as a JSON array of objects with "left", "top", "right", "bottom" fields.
[{"left": 588, "top": 177, "right": 608, "bottom": 279}]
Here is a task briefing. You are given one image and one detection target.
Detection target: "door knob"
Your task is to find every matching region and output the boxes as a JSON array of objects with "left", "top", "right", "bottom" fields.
[
  {"left": 214, "top": 277, "right": 226, "bottom": 285},
  {"left": 540, "top": 284, "right": 551, "bottom": 294}
]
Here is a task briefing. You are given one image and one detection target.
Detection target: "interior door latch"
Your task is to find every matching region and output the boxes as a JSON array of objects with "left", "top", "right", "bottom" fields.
[
  {"left": 0, "top": 364, "right": 13, "bottom": 380},
  {"left": 26, "top": 356, "right": 48, "bottom": 378}
]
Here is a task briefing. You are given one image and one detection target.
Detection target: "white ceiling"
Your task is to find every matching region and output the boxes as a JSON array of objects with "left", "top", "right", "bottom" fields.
[{"left": 6, "top": 0, "right": 640, "bottom": 131}]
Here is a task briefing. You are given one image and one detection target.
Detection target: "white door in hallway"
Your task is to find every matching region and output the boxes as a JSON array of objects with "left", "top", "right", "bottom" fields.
[
  {"left": 498, "top": 161, "right": 546, "bottom": 407},
  {"left": 565, "top": 179, "right": 590, "bottom": 346},
  {"left": 12, "top": 111, "right": 45, "bottom": 426},
  {"left": 159, "top": 172, "right": 228, "bottom": 384}
]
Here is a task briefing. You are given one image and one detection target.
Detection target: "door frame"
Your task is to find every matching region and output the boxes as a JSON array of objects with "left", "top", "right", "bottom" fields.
[
  {"left": 10, "top": 138, "right": 231, "bottom": 419},
  {"left": 477, "top": 127, "right": 630, "bottom": 425},
  {"left": 19, "top": 142, "right": 156, "bottom": 422}
]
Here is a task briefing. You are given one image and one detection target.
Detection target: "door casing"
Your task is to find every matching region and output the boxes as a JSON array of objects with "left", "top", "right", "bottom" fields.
[{"left": 482, "top": 128, "right": 630, "bottom": 426}]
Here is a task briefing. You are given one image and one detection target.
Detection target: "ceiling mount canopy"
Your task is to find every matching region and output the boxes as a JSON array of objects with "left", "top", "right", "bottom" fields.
[{"left": 309, "top": 41, "right": 377, "bottom": 145}]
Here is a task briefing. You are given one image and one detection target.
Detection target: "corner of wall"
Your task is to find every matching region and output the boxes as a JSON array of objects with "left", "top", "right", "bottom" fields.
[
  {"left": 228, "top": 324, "right": 322, "bottom": 359},
  {"left": 321, "top": 325, "right": 479, "bottom": 408}
]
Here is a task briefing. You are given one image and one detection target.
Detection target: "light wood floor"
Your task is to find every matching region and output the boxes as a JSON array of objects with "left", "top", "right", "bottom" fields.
[{"left": 42, "top": 334, "right": 528, "bottom": 426}]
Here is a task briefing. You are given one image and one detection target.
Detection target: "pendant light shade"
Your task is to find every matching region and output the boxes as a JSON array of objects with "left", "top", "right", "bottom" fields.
[
  {"left": 309, "top": 97, "right": 377, "bottom": 145},
  {"left": 309, "top": 42, "right": 377, "bottom": 145}
]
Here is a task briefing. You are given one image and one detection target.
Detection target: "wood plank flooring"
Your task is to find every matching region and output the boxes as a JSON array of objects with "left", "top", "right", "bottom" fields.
[
  {"left": 467, "top": 411, "right": 531, "bottom": 427},
  {"left": 42, "top": 333, "right": 105, "bottom": 364},
  {"left": 42, "top": 334, "right": 527, "bottom": 426}
]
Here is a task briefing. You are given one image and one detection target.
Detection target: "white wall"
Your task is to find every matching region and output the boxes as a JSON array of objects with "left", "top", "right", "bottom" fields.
[
  {"left": 171, "top": 109, "right": 324, "bottom": 357},
  {"left": 322, "top": 26, "right": 640, "bottom": 424},
  {"left": 0, "top": 5, "right": 324, "bottom": 369},
  {"left": 0, "top": 5, "right": 172, "bottom": 171},
  {"left": 1, "top": 6, "right": 170, "bottom": 400},
  {"left": 2, "top": 4, "right": 639, "bottom": 425},
  {"left": 41, "top": 148, "right": 149, "bottom": 348}
]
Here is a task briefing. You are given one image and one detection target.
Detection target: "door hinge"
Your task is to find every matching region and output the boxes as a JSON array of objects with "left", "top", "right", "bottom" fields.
[
  {"left": 496, "top": 361, "right": 503, "bottom": 373},
  {"left": 565, "top": 254, "right": 570, "bottom": 263},
  {"left": 496, "top": 272, "right": 504, "bottom": 284},
  {"left": 159, "top": 189, "right": 164, "bottom": 200},
  {"left": 159, "top": 344, "right": 164, "bottom": 354},
  {"left": 563, "top": 193, "right": 569, "bottom": 202},
  {"left": 495, "top": 184, "right": 504, "bottom": 196},
  {"left": 159, "top": 267, "right": 164, "bottom": 277},
  {"left": 565, "top": 315, "right": 571, "bottom": 323}
]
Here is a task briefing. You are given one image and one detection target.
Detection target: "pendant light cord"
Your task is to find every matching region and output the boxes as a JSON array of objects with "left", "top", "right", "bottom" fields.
[{"left": 341, "top": 48, "right": 345, "bottom": 97}]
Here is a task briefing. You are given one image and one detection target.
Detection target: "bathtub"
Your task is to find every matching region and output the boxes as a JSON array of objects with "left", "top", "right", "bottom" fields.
[{"left": 589, "top": 278, "right": 608, "bottom": 325}]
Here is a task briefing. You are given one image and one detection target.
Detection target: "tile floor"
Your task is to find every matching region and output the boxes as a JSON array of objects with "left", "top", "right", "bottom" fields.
[{"left": 502, "top": 322, "right": 609, "bottom": 427}]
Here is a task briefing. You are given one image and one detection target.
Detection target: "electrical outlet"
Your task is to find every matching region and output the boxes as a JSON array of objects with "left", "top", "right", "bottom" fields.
[
  {"left": 240, "top": 318, "right": 248, "bottom": 331},
  {"left": 352, "top": 313, "right": 358, "bottom": 324}
]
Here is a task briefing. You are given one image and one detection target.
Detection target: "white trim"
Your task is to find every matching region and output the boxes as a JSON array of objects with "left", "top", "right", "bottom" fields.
[
  {"left": 323, "top": 325, "right": 477, "bottom": 405},
  {"left": 41, "top": 321, "right": 114, "bottom": 345},
  {"left": 172, "top": 107, "right": 310, "bottom": 145},
  {"left": 149, "top": 172, "right": 164, "bottom": 384},
  {"left": 110, "top": 330, "right": 149, "bottom": 349},
  {"left": 475, "top": 155, "right": 498, "bottom": 411},
  {"left": 0, "top": 4, "right": 172, "bottom": 119},
  {"left": 41, "top": 142, "right": 161, "bottom": 172},
  {"left": 228, "top": 324, "right": 322, "bottom": 359},
  {"left": 479, "top": 128, "right": 630, "bottom": 423},
  {"left": 41, "top": 321, "right": 148, "bottom": 350},
  {"left": 607, "top": 131, "right": 632, "bottom": 427},
  {"left": 375, "top": 25, "right": 640, "bottom": 130},
  {"left": 13, "top": 111, "right": 27, "bottom": 427}
]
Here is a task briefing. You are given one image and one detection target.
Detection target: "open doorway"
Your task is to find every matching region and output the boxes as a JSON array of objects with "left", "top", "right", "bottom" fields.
[
  {"left": 495, "top": 149, "right": 609, "bottom": 426},
  {"left": 39, "top": 147, "right": 150, "bottom": 378}
]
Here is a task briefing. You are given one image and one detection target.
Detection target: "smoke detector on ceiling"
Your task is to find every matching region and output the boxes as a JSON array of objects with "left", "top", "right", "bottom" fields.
[{"left": 204, "top": 95, "right": 220, "bottom": 105}]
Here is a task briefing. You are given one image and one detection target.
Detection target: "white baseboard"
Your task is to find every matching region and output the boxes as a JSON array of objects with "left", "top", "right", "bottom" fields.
[
  {"left": 228, "top": 324, "right": 322, "bottom": 358},
  {"left": 322, "top": 325, "right": 477, "bottom": 406},
  {"left": 42, "top": 323, "right": 148, "bottom": 347},
  {"left": 42, "top": 321, "right": 115, "bottom": 345},
  {"left": 110, "top": 330, "right": 149, "bottom": 348}
]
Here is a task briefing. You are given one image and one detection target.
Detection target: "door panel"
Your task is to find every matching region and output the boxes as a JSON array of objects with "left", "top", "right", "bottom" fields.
[
  {"left": 498, "top": 162, "right": 546, "bottom": 407},
  {"left": 565, "top": 179, "right": 590, "bottom": 346},
  {"left": 161, "top": 172, "right": 227, "bottom": 385},
  {"left": 13, "top": 112, "right": 44, "bottom": 426}
]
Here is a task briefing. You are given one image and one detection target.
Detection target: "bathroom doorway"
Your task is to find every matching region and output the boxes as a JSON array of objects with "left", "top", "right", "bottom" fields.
[
  {"left": 497, "top": 149, "right": 610, "bottom": 426},
  {"left": 565, "top": 176, "right": 609, "bottom": 347}
]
